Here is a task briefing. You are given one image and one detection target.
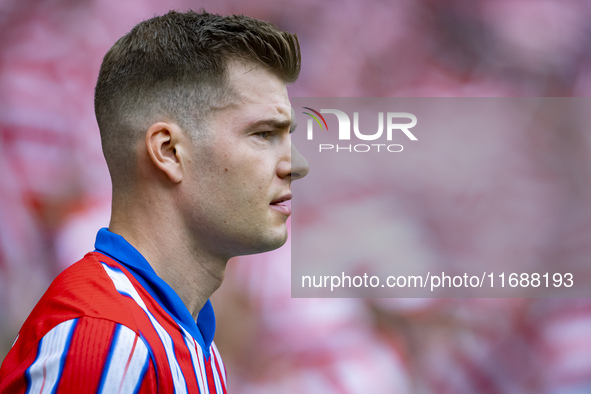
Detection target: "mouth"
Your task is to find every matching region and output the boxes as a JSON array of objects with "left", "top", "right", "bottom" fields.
[{"left": 270, "top": 193, "right": 292, "bottom": 216}]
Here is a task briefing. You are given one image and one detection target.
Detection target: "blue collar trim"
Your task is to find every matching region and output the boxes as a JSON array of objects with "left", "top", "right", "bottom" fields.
[{"left": 94, "top": 228, "right": 215, "bottom": 356}]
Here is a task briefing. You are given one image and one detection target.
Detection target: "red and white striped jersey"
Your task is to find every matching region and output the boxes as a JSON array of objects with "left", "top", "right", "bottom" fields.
[{"left": 0, "top": 228, "right": 227, "bottom": 393}]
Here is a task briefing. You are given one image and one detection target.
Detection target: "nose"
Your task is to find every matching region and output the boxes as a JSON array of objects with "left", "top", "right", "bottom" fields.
[
  {"left": 290, "top": 143, "right": 309, "bottom": 181},
  {"left": 277, "top": 141, "right": 309, "bottom": 181}
]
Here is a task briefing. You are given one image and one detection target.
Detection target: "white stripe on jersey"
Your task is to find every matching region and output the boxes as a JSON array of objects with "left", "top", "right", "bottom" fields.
[
  {"left": 99, "top": 325, "right": 149, "bottom": 394},
  {"left": 211, "top": 351, "right": 223, "bottom": 394},
  {"left": 196, "top": 341, "right": 211, "bottom": 394},
  {"left": 26, "top": 319, "right": 77, "bottom": 394},
  {"left": 181, "top": 327, "right": 209, "bottom": 394},
  {"left": 101, "top": 263, "right": 188, "bottom": 394},
  {"left": 211, "top": 343, "right": 227, "bottom": 386}
]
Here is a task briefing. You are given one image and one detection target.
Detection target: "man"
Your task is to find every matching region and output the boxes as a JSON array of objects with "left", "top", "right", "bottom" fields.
[{"left": 0, "top": 10, "right": 308, "bottom": 393}]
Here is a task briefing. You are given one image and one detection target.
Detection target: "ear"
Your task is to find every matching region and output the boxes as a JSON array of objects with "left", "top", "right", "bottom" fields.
[{"left": 145, "top": 122, "right": 185, "bottom": 184}]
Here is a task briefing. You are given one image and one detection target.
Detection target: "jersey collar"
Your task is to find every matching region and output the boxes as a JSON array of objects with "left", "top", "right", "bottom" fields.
[{"left": 94, "top": 227, "right": 216, "bottom": 356}]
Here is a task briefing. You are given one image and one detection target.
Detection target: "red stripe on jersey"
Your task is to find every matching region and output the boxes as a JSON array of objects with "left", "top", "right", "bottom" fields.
[
  {"left": 205, "top": 357, "right": 218, "bottom": 393},
  {"left": 56, "top": 318, "right": 116, "bottom": 393},
  {"left": 175, "top": 329, "right": 203, "bottom": 391},
  {"left": 165, "top": 328, "right": 200, "bottom": 392},
  {"left": 136, "top": 359, "right": 157, "bottom": 394},
  {"left": 211, "top": 344, "right": 226, "bottom": 386},
  {"left": 212, "top": 350, "right": 227, "bottom": 394},
  {"left": 195, "top": 346, "right": 209, "bottom": 393}
]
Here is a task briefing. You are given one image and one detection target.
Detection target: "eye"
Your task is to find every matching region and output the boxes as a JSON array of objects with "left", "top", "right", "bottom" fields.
[{"left": 255, "top": 131, "right": 273, "bottom": 140}]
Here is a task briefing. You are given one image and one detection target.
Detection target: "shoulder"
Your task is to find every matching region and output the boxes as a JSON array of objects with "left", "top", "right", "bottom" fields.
[
  {"left": 0, "top": 251, "right": 161, "bottom": 392},
  {"left": 0, "top": 316, "right": 156, "bottom": 393},
  {"left": 21, "top": 252, "right": 141, "bottom": 334},
  {"left": 1, "top": 253, "right": 150, "bottom": 373}
]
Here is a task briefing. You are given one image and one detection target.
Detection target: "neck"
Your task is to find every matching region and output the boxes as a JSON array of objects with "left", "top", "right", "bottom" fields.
[{"left": 109, "top": 194, "right": 226, "bottom": 318}]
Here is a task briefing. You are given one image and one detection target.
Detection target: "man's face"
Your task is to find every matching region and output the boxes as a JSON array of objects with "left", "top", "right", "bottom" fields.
[{"left": 180, "top": 62, "right": 308, "bottom": 259}]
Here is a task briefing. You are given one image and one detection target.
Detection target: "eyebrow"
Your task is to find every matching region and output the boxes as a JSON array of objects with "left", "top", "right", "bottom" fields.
[{"left": 248, "top": 118, "right": 293, "bottom": 131}]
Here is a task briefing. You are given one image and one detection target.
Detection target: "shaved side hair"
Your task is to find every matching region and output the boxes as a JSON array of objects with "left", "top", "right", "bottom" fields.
[{"left": 94, "top": 10, "right": 301, "bottom": 189}]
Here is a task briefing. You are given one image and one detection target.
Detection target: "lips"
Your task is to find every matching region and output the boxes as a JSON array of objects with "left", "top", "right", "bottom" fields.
[
  {"left": 270, "top": 193, "right": 292, "bottom": 205},
  {"left": 270, "top": 193, "right": 292, "bottom": 216}
]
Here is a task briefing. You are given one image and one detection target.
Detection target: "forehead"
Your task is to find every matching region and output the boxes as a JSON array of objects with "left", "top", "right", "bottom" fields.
[{"left": 221, "top": 61, "right": 291, "bottom": 123}]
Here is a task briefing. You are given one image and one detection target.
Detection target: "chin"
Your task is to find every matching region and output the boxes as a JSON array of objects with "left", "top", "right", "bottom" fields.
[
  {"left": 270, "top": 233, "right": 289, "bottom": 250},
  {"left": 262, "top": 231, "right": 289, "bottom": 252},
  {"left": 244, "top": 229, "right": 288, "bottom": 256}
]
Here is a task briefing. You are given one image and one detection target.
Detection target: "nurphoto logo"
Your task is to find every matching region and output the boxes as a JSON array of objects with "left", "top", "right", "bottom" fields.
[{"left": 302, "top": 107, "right": 418, "bottom": 153}]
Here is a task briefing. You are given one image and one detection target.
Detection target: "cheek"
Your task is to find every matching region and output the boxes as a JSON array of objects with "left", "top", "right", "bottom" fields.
[
  {"left": 213, "top": 163, "right": 252, "bottom": 203},
  {"left": 211, "top": 148, "right": 275, "bottom": 198}
]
